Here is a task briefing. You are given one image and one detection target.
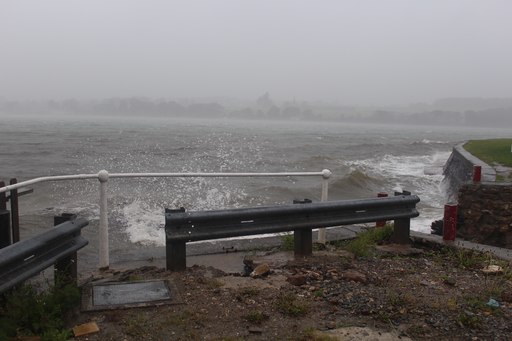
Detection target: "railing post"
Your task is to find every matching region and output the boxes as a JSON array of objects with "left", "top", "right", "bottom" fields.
[
  {"left": 9, "top": 179, "right": 19, "bottom": 243},
  {"left": 54, "top": 213, "right": 78, "bottom": 287},
  {"left": 317, "top": 169, "right": 331, "bottom": 244},
  {"left": 98, "top": 170, "right": 110, "bottom": 269}
]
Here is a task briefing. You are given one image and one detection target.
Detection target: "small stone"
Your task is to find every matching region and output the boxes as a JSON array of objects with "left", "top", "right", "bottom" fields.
[
  {"left": 73, "top": 322, "right": 99, "bottom": 337},
  {"left": 326, "top": 321, "right": 337, "bottom": 329},
  {"left": 443, "top": 277, "right": 456, "bottom": 286},
  {"left": 287, "top": 274, "right": 307, "bottom": 286},
  {"left": 482, "top": 265, "right": 503, "bottom": 275},
  {"left": 248, "top": 327, "right": 263, "bottom": 334},
  {"left": 341, "top": 270, "right": 367, "bottom": 283},
  {"left": 250, "top": 263, "right": 270, "bottom": 278}
]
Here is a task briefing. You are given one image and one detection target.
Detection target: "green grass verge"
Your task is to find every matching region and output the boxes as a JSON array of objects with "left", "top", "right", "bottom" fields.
[
  {"left": 464, "top": 139, "right": 512, "bottom": 167},
  {"left": 0, "top": 282, "right": 80, "bottom": 341},
  {"left": 345, "top": 224, "right": 394, "bottom": 258}
]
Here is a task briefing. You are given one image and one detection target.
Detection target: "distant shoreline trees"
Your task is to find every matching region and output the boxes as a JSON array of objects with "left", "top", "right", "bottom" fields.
[{"left": 1, "top": 96, "right": 511, "bottom": 128}]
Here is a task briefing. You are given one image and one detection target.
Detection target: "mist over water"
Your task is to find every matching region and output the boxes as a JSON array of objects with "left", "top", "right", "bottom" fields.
[{"left": 1, "top": 115, "right": 511, "bottom": 263}]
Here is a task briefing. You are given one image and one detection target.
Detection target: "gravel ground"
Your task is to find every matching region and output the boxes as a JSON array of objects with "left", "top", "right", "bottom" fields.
[{"left": 72, "top": 240, "right": 512, "bottom": 340}]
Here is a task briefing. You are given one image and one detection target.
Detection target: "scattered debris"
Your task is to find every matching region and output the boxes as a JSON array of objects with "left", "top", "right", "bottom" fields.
[
  {"left": 443, "top": 277, "right": 456, "bottom": 286},
  {"left": 73, "top": 322, "right": 99, "bottom": 337},
  {"left": 501, "top": 281, "right": 512, "bottom": 302},
  {"left": 250, "top": 263, "right": 270, "bottom": 278},
  {"left": 486, "top": 298, "right": 500, "bottom": 309},
  {"left": 375, "top": 244, "right": 424, "bottom": 256},
  {"left": 481, "top": 265, "right": 503, "bottom": 275},
  {"left": 341, "top": 269, "right": 367, "bottom": 283},
  {"left": 286, "top": 274, "right": 307, "bottom": 286}
]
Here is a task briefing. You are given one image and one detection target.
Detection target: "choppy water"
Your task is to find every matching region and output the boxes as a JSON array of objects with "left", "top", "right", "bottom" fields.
[{"left": 1, "top": 114, "right": 510, "bottom": 265}]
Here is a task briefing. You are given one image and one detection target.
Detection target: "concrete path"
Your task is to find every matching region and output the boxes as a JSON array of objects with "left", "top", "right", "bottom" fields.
[{"left": 100, "top": 225, "right": 512, "bottom": 276}]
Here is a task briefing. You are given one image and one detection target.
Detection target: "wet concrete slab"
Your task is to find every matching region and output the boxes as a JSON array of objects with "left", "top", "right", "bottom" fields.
[{"left": 82, "top": 279, "right": 182, "bottom": 311}]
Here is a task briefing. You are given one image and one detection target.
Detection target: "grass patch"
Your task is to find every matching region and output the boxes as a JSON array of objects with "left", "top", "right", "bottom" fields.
[
  {"left": 345, "top": 224, "right": 394, "bottom": 257},
  {"left": 239, "top": 287, "right": 260, "bottom": 297},
  {"left": 300, "top": 328, "right": 339, "bottom": 341},
  {"left": 387, "top": 292, "right": 413, "bottom": 308},
  {"left": 0, "top": 282, "right": 80, "bottom": 341},
  {"left": 457, "top": 312, "right": 482, "bottom": 329},
  {"left": 280, "top": 233, "right": 294, "bottom": 251},
  {"left": 197, "top": 277, "right": 223, "bottom": 290},
  {"left": 464, "top": 139, "right": 512, "bottom": 167},
  {"left": 441, "top": 247, "right": 487, "bottom": 269},
  {"left": 243, "top": 310, "right": 269, "bottom": 324},
  {"left": 123, "top": 314, "right": 150, "bottom": 338},
  {"left": 275, "top": 292, "right": 309, "bottom": 317}
]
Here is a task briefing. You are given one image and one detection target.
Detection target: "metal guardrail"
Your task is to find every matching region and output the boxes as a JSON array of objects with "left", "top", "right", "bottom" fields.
[
  {"left": 165, "top": 193, "right": 420, "bottom": 271},
  {"left": 0, "top": 169, "right": 332, "bottom": 269},
  {"left": 0, "top": 217, "right": 89, "bottom": 294}
]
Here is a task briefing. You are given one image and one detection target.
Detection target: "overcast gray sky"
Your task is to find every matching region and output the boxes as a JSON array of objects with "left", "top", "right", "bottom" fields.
[{"left": 1, "top": 1, "right": 511, "bottom": 105}]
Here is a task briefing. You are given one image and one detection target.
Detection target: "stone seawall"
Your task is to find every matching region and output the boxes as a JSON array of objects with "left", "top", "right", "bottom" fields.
[
  {"left": 442, "top": 143, "right": 495, "bottom": 200},
  {"left": 458, "top": 183, "right": 512, "bottom": 248},
  {"left": 443, "top": 143, "right": 511, "bottom": 248}
]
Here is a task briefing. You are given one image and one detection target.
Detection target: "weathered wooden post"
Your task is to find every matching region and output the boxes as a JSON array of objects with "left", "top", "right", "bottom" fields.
[
  {"left": 54, "top": 213, "right": 79, "bottom": 287},
  {"left": 0, "top": 181, "right": 10, "bottom": 248},
  {"left": 9, "top": 179, "right": 19, "bottom": 243},
  {"left": 0, "top": 181, "right": 6, "bottom": 210},
  {"left": 0, "top": 210, "right": 10, "bottom": 248}
]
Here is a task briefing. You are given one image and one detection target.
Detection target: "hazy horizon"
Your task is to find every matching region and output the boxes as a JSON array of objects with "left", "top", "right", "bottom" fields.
[{"left": 1, "top": 1, "right": 511, "bottom": 106}]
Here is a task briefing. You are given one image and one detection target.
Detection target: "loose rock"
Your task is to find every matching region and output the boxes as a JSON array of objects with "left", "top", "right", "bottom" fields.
[
  {"left": 250, "top": 263, "right": 270, "bottom": 278},
  {"left": 341, "top": 270, "right": 367, "bottom": 283}
]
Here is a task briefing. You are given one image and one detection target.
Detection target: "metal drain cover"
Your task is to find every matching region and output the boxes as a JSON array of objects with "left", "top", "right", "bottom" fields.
[{"left": 82, "top": 279, "right": 182, "bottom": 311}]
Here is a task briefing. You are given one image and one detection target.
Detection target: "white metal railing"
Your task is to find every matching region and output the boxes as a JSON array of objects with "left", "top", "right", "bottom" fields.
[{"left": 0, "top": 169, "right": 332, "bottom": 269}]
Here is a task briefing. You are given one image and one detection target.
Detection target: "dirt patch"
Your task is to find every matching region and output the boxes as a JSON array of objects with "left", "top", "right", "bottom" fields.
[{"left": 72, "top": 243, "right": 512, "bottom": 340}]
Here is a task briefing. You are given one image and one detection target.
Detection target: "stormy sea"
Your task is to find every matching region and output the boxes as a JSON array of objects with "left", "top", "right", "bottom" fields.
[{"left": 1, "top": 115, "right": 510, "bottom": 267}]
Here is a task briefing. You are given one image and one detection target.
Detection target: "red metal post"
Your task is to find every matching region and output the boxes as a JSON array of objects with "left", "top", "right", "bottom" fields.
[
  {"left": 376, "top": 192, "right": 388, "bottom": 227},
  {"left": 473, "top": 165, "right": 482, "bottom": 183},
  {"left": 9, "top": 178, "right": 20, "bottom": 243},
  {"left": 443, "top": 204, "right": 457, "bottom": 241}
]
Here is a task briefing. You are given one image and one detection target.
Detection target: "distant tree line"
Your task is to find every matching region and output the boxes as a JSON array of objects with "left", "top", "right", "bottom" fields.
[{"left": 1, "top": 96, "right": 511, "bottom": 128}]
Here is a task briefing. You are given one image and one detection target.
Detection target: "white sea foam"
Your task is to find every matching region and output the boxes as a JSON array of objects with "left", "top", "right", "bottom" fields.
[
  {"left": 117, "top": 199, "right": 165, "bottom": 246},
  {"left": 345, "top": 151, "right": 451, "bottom": 231}
]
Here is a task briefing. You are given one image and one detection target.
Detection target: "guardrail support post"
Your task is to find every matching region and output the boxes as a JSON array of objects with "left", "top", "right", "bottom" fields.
[
  {"left": 317, "top": 169, "right": 331, "bottom": 244},
  {"left": 391, "top": 191, "right": 411, "bottom": 244},
  {"left": 54, "top": 213, "right": 78, "bottom": 287},
  {"left": 98, "top": 170, "right": 110, "bottom": 270},
  {"left": 294, "top": 229, "right": 312, "bottom": 256},
  {"left": 166, "top": 240, "right": 186, "bottom": 271},
  {"left": 376, "top": 192, "right": 388, "bottom": 227}
]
